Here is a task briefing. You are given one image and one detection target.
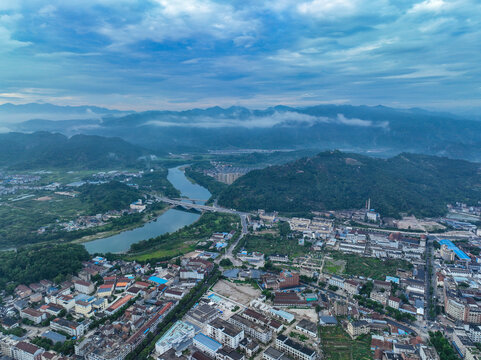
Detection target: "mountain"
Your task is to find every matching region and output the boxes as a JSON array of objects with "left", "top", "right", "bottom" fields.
[
  {"left": 7, "top": 103, "right": 481, "bottom": 161},
  {"left": 0, "top": 102, "right": 131, "bottom": 123},
  {"left": 0, "top": 132, "right": 153, "bottom": 169},
  {"left": 217, "top": 151, "right": 481, "bottom": 218}
]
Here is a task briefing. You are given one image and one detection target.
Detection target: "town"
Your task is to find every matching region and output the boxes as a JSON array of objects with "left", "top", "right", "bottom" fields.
[{"left": 2, "top": 200, "right": 481, "bottom": 360}]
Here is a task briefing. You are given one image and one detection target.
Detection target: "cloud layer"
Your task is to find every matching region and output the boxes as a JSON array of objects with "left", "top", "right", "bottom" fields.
[
  {"left": 0, "top": 0, "right": 480, "bottom": 114},
  {"left": 145, "top": 112, "right": 389, "bottom": 129}
]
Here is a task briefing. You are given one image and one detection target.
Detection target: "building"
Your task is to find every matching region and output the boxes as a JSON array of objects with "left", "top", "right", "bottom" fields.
[
  {"left": 50, "top": 318, "right": 86, "bottom": 337},
  {"left": 74, "top": 280, "right": 95, "bottom": 294},
  {"left": 206, "top": 319, "right": 244, "bottom": 349},
  {"left": 155, "top": 321, "right": 195, "bottom": 355},
  {"left": 388, "top": 296, "right": 401, "bottom": 310},
  {"left": 12, "top": 341, "right": 44, "bottom": 360},
  {"left": 328, "top": 275, "right": 345, "bottom": 289},
  {"left": 20, "top": 308, "right": 46, "bottom": 325},
  {"left": 275, "top": 335, "right": 317, "bottom": 360},
  {"left": 347, "top": 321, "right": 370, "bottom": 338},
  {"left": 193, "top": 333, "right": 223, "bottom": 358},
  {"left": 295, "top": 319, "right": 317, "bottom": 338},
  {"left": 263, "top": 346, "right": 291, "bottom": 360},
  {"left": 228, "top": 314, "right": 272, "bottom": 344}
]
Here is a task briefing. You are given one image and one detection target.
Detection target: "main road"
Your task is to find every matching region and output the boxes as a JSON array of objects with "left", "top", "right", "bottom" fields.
[{"left": 158, "top": 197, "right": 249, "bottom": 266}]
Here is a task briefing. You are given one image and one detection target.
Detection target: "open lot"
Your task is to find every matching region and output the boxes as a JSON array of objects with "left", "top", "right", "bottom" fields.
[
  {"left": 323, "top": 257, "right": 346, "bottom": 275},
  {"left": 289, "top": 308, "right": 318, "bottom": 323},
  {"left": 212, "top": 279, "right": 261, "bottom": 306},
  {"left": 320, "top": 326, "right": 372, "bottom": 360}
]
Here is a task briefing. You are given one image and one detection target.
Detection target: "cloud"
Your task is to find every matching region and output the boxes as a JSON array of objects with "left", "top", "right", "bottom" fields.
[
  {"left": 0, "top": 0, "right": 480, "bottom": 114},
  {"left": 336, "top": 114, "right": 389, "bottom": 129},
  {"left": 408, "top": 0, "right": 448, "bottom": 14},
  {"left": 144, "top": 111, "right": 388, "bottom": 129},
  {"left": 98, "top": 0, "right": 259, "bottom": 49}
]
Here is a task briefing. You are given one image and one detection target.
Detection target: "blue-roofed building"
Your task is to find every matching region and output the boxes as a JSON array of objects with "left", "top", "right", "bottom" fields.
[
  {"left": 439, "top": 239, "right": 470, "bottom": 261},
  {"left": 149, "top": 276, "right": 168, "bottom": 285},
  {"left": 385, "top": 276, "right": 400, "bottom": 284},
  {"left": 193, "top": 333, "right": 222, "bottom": 357},
  {"left": 269, "top": 308, "right": 295, "bottom": 323},
  {"left": 42, "top": 330, "right": 67, "bottom": 344},
  {"left": 223, "top": 269, "right": 240, "bottom": 279}
]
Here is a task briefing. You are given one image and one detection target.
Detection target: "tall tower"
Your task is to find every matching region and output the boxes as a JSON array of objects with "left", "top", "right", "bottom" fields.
[{"left": 367, "top": 198, "right": 371, "bottom": 211}]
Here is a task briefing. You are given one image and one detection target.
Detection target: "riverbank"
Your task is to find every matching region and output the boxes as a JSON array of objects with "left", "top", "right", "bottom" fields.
[
  {"left": 72, "top": 204, "right": 172, "bottom": 245},
  {"left": 82, "top": 166, "right": 212, "bottom": 254}
]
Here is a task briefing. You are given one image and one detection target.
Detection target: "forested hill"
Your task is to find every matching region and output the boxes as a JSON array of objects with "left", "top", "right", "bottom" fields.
[
  {"left": 218, "top": 151, "right": 481, "bottom": 218},
  {"left": 0, "top": 132, "right": 152, "bottom": 169}
]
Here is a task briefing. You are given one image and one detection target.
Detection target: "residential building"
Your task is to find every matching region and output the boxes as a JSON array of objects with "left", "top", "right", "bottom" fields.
[
  {"left": 347, "top": 321, "right": 370, "bottom": 338},
  {"left": 12, "top": 341, "right": 44, "bottom": 360},
  {"left": 74, "top": 280, "right": 95, "bottom": 294},
  {"left": 20, "top": 308, "right": 46, "bottom": 324},
  {"left": 50, "top": 318, "right": 86, "bottom": 337},
  {"left": 206, "top": 319, "right": 244, "bottom": 349},
  {"left": 275, "top": 335, "right": 317, "bottom": 360}
]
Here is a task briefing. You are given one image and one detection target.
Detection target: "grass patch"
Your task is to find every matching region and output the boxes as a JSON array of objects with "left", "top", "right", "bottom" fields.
[
  {"left": 320, "top": 326, "right": 372, "bottom": 360},
  {"left": 323, "top": 258, "right": 346, "bottom": 275},
  {"left": 127, "top": 213, "right": 240, "bottom": 262},
  {"left": 242, "top": 233, "right": 310, "bottom": 257},
  {"left": 330, "top": 251, "right": 412, "bottom": 280}
]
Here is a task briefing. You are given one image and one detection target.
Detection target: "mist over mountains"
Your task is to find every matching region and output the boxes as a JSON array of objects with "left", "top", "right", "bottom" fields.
[{"left": 3, "top": 103, "right": 481, "bottom": 161}]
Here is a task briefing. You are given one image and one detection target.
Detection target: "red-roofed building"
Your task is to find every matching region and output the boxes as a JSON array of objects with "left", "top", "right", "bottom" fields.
[{"left": 12, "top": 341, "right": 44, "bottom": 360}]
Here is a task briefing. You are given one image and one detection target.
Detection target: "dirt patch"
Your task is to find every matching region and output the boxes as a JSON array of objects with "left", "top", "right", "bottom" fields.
[
  {"left": 212, "top": 279, "right": 261, "bottom": 306},
  {"left": 288, "top": 308, "right": 318, "bottom": 322},
  {"left": 35, "top": 196, "right": 52, "bottom": 201}
]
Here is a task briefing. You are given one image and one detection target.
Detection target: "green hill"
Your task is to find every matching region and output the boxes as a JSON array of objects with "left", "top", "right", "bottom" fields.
[
  {"left": 0, "top": 132, "right": 152, "bottom": 169},
  {"left": 218, "top": 151, "right": 481, "bottom": 218}
]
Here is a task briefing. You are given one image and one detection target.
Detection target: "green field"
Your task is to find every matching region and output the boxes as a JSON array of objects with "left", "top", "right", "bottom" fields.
[
  {"left": 323, "top": 258, "right": 346, "bottom": 274},
  {"left": 127, "top": 213, "right": 240, "bottom": 262},
  {"left": 0, "top": 192, "right": 90, "bottom": 247},
  {"left": 242, "top": 233, "right": 310, "bottom": 258},
  {"left": 330, "top": 251, "right": 412, "bottom": 280},
  {"left": 321, "top": 326, "right": 372, "bottom": 360}
]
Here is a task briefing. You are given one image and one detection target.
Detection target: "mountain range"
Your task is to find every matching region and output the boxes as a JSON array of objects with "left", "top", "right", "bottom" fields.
[
  {"left": 218, "top": 151, "right": 481, "bottom": 218},
  {"left": 3, "top": 103, "right": 481, "bottom": 162},
  {"left": 0, "top": 132, "right": 151, "bottom": 169}
]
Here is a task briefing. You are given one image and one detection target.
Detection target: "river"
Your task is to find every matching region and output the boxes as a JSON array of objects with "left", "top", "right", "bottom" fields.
[{"left": 84, "top": 166, "right": 211, "bottom": 254}]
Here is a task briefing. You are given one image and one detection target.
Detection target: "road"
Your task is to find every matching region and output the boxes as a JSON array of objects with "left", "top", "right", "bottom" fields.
[
  {"left": 220, "top": 214, "right": 248, "bottom": 267},
  {"left": 159, "top": 197, "right": 249, "bottom": 216}
]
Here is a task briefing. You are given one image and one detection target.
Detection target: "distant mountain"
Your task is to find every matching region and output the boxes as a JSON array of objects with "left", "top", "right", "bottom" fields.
[
  {"left": 0, "top": 132, "right": 152, "bottom": 169},
  {"left": 218, "top": 151, "right": 481, "bottom": 218},
  {"left": 0, "top": 102, "right": 132, "bottom": 122},
  {"left": 7, "top": 103, "right": 481, "bottom": 161}
]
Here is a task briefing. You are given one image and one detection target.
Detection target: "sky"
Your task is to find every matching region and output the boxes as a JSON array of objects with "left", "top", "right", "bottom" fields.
[{"left": 0, "top": 0, "right": 480, "bottom": 113}]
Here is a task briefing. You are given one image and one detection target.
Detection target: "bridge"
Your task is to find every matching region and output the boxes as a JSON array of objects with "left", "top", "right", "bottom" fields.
[{"left": 158, "top": 197, "right": 247, "bottom": 216}]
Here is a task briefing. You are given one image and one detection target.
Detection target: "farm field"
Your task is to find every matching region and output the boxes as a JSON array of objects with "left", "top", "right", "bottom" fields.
[{"left": 320, "top": 326, "right": 372, "bottom": 360}]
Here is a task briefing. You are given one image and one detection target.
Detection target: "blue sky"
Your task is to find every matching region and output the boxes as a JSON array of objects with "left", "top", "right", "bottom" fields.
[{"left": 0, "top": 0, "right": 480, "bottom": 113}]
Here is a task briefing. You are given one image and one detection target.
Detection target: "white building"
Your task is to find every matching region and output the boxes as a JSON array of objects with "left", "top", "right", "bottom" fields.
[{"left": 155, "top": 321, "right": 195, "bottom": 355}]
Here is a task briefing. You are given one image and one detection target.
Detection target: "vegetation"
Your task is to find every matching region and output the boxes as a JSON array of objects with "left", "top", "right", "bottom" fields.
[
  {"left": 31, "top": 336, "right": 75, "bottom": 355},
  {"left": 429, "top": 331, "right": 460, "bottom": 360},
  {"left": 330, "top": 251, "right": 412, "bottom": 280},
  {"left": 320, "top": 325, "right": 372, "bottom": 360},
  {"left": 0, "top": 244, "right": 90, "bottom": 292},
  {"left": 184, "top": 167, "right": 228, "bottom": 199},
  {"left": 127, "top": 213, "right": 240, "bottom": 262},
  {"left": 0, "top": 132, "right": 151, "bottom": 169},
  {"left": 79, "top": 181, "right": 142, "bottom": 213},
  {"left": 218, "top": 151, "right": 481, "bottom": 218}
]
